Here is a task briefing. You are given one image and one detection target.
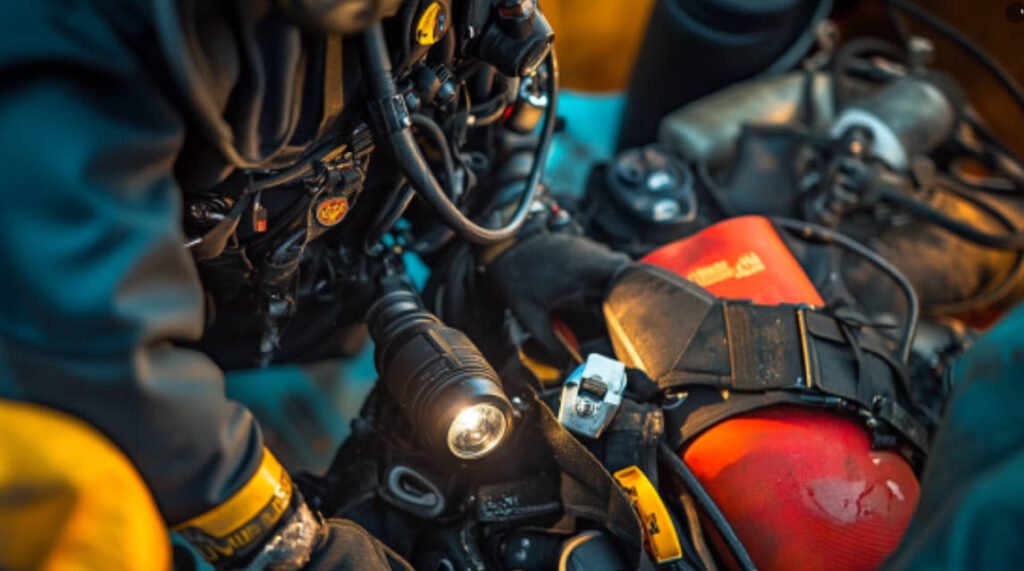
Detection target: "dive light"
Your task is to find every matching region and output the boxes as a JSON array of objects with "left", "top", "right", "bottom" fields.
[{"left": 366, "top": 281, "right": 513, "bottom": 461}]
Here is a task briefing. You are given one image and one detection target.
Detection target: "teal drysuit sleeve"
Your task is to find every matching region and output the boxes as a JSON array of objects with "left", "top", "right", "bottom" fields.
[
  {"left": 0, "top": 1, "right": 262, "bottom": 525},
  {"left": 884, "top": 304, "right": 1024, "bottom": 570}
]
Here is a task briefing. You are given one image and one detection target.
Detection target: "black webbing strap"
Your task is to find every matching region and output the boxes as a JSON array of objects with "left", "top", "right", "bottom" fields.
[
  {"left": 602, "top": 399, "right": 664, "bottom": 488},
  {"left": 604, "top": 264, "right": 928, "bottom": 455},
  {"left": 665, "top": 391, "right": 804, "bottom": 447},
  {"left": 657, "top": 302, "right": 929, "bottom": 453},
  {"left": 526, "top": 390, "right": 657, "bottom": 571},
  {"left": 724, "top": 303, "right": 806, "bottom": 390}
]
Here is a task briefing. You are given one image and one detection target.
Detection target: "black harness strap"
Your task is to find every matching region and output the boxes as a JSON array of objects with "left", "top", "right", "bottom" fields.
[
  {"left": 602, "top": 399, "right": 664, "bottom": 488},
  {"left": 527, "top": 390, "right": 657, "bottom": 571},
  {"left": 605, "top": 264, "right": 930, "bottom": 458}
]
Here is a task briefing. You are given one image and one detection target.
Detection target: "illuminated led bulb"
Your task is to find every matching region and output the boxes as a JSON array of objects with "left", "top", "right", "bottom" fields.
[{"left": 447, "top": 403, "right": 509, "bottom": 460}]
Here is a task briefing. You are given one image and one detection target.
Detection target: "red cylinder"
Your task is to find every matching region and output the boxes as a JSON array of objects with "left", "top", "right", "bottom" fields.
[
  {"left": 645, "top": 216, "right": 919, "bottom": 570},
  {"left": 684, "top": 406, "right": 919, "bottom": 571}
]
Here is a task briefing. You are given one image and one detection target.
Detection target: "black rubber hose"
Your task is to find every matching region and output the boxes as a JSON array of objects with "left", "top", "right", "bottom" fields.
[
  {"left": 410, "top": 114, "right": 458, "bottom": 197},
  {"left": 830, "top": 37, "right": 905, "bottom": 110},
  {"left": 360, "top": 24, "right": 558, "bottom": 245},
  {"left": 877, "top": 186, "right": 1024, "bottom": 251},
  {"left": 772, "top": 217, "right": 919, "bottom": 363},
  {"left": 657, "top": 443, "right": 757, "bottom": 571},
  {"left": 364, "top": 177, "right": 413, "bottom": 251},
  {"left": 471, "top": 101, "right": 511, "bottom": 127},
  {"left": 886, "top": 0, "right": 1024, "bottom": 116},
  {"left": 362, "top": 23, "right": 395, "bottom": 94},
  {"left": 759, "top": 0, "right": 835, "bottom": 77},
  {"left": 960, "top": 113, "right": 1024, "bottom": 189},
  {"left": 925, "top": 177, "right": 1024, "bottom": 315}
]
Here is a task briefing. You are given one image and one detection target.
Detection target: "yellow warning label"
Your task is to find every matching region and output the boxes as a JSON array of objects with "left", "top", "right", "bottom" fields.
[{"left": 686, "top": 251, "right": 766, "bottom": 288}]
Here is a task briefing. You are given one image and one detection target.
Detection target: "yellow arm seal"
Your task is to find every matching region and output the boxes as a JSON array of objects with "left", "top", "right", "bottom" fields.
[
  {"left": 613, "top": 465, "right": 683, "bottom": 564},
  {"left": 173, "top": 448, "right": 293, "bottom": 564}
]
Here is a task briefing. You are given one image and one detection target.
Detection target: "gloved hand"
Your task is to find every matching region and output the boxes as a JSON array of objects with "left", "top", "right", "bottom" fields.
[
  {"left": 173, "top": 447, "right": 412, "bottom": 571},
  {"left": 484, "top": 231, "right": 631, "bottom": 362},
  {"left": 304, "top": 519, "right": 412, "bottom": 571},
  {"left": 226, "top": 505, "right": 413, "bottom": 571}
]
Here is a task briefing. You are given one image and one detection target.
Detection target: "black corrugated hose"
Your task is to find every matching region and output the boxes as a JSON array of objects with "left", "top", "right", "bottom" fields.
[
  {"left": 360, "top": 23, "right": 557, "bottom": 245},
  {"left": 658, "top": 443, "right": 758, "bottom": 571}
]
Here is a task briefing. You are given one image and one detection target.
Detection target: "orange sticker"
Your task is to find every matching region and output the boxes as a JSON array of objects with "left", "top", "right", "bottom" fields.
[{"left": 315, "top": 197, "right": 349, "bottom": 227}]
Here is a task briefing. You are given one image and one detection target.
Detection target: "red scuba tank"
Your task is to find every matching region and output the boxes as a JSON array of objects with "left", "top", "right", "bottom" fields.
[{"left": 642, "top": 216, "right": 919, "bottom": 571}]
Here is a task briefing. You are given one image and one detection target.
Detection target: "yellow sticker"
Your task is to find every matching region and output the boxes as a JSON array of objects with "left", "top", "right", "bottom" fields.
[
  {"left": 315, "top": 197, "right": 350, "bottom": 227},
  {"left": 415, "top": 1, "right": 448, "bottom": 46}
]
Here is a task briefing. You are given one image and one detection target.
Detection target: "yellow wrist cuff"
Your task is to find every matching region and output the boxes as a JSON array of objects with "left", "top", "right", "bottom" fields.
[{"left": 173, "top": 448, "right": 294, "bottom": 564}]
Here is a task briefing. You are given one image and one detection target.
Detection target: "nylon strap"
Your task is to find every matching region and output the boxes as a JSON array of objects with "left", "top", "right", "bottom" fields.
[
  {"left": 605, "top": 265, "right": 929, "bottom": 456},
  {"left": 527, "top": 390, "right": 657, "bottom": 571},
  {"left": 667, "top": 302, "right": 928, "bottom": 453}
]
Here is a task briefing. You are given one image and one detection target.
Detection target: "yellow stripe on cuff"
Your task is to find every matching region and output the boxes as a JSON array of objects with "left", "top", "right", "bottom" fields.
[{"left": 173, "top": 448, "right": 293, "bottom": 562}]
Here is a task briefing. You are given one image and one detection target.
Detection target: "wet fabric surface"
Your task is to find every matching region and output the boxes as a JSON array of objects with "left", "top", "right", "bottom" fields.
[{"left": 884, "top": 304, "right": 1024, "bottom": 570}]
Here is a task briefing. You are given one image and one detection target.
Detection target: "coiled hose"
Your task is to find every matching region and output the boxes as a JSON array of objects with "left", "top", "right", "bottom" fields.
[{"left": 360, "top": 23, "right": 557, "bottom": 245}]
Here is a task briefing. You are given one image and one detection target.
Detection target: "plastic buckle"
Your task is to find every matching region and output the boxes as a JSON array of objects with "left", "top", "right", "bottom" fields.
[{"left": 613, "top": 466, "right": 683, "bottom": 564}]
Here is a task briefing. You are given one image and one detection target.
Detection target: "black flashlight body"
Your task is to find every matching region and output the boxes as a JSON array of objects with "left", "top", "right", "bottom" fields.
[{"left": 367, "top": 285, "right": 513, "bottom": 460}]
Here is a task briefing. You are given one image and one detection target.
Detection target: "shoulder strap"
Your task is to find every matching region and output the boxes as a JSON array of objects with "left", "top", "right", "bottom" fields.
[
  {"left": 606, "top": 265, "right": 930, "bottom": 459},
  {"left": 527, "top": 390, "right": 658, "bottom": 571}
]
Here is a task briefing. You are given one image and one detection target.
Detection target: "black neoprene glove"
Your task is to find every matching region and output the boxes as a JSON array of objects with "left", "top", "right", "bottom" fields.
[
  {"left": 484, "top": 231, "right": 631, "bottom": 362},
  {"left": 304, "top": 519, "right": 413, "bottom": 571}
]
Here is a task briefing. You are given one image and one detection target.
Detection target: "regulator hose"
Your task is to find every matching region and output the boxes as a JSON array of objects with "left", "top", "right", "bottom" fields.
[
  {"left": 885, "top": 0, "right": 1024, "bottom": 116},
  {"left": 360, "top": 24, "right": 558, "bottom": 245},
  {"left": 410, "top": 113, "right": 458, "bottom": 197},
  {"left": 773, "top": 217, "right": 918, "bottom": 363},
  {"left": 876, "top": 184, "right": 1024, "bottom": 251},
  {"left": 759, "top": 0, "right": 835, "bottom": 77},
  {"left": 658, "top": 443, "right": 757, "bottom": 571}
]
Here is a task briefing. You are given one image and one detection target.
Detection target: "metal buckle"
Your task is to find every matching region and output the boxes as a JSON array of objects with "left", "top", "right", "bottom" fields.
[{"left": 558, "top": 353, "right": 627, "bottom": 439}]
